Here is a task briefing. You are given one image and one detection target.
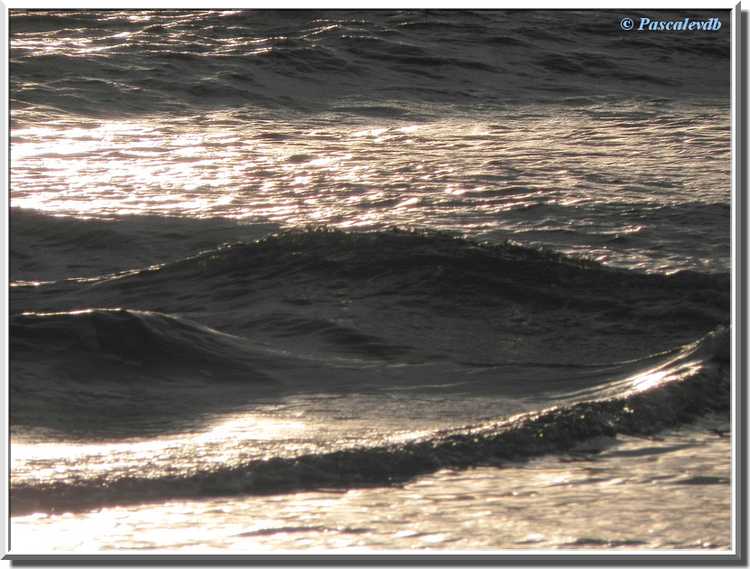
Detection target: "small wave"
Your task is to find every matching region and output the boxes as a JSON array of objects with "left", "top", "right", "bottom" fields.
[
  {"left": 10, "top": 308, "right": 291, "bottom": 437},
  {"left": 87, "top": 226, "right": 730, "bottom": 316},
  {"left": 10, "top": 228, "right": 730, "bottom": 442},
  {"left": 11, "top": 308, "right": 280, "bottom": 382},
  {"left": 11, "top": 227, "right": 730, "bottom": 370},
  {"left": 10, "top": 327, "right": 729, "bottom": 515}
]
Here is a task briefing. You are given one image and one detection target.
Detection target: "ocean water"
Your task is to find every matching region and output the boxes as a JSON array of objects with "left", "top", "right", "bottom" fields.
[{"left": 9, "top": 9, "right": 733, "bottom": 554}]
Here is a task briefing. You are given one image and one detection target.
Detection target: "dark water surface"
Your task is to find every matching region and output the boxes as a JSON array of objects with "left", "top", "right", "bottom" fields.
[{"left": 9, "top": 9, "right": 732, "bottom": 552}]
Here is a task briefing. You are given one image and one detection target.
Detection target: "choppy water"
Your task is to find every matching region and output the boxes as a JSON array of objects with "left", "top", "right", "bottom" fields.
[
  {"left": 9, "top": 9, "right": 733, "bottom": 554},
  {"left": 11, "top": 416, "right": 732, "bottom": 552}
]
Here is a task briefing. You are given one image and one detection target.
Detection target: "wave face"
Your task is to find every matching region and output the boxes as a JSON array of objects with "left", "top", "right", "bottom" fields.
[
  {"left": 10, "top": 224, "right": 731, "bottom": 514},
  {"left": 10, "top": 10, "right": 729, "bottom": 118},
  {"left": 11, "top": 227, "right": 730, "bottom": 351},
  {"left": 11, "top": 326, "right": 730, "bottom": 515}
]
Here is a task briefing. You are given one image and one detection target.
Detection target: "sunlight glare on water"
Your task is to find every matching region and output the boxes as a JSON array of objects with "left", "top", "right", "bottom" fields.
[
  {"left": 9, "top": 9, "right": 733, "bottom": 555},
  {"left": 10, "top": 103, "right": 730, "bottom": 272},
  {"left": 10, "top": 420, "right": 731, "bottom": 553},
  {"left": 11, "top": 105, "right": 728, "bottom": 220},
  {"left": 12, "top": 414, "right": 308, "bottom": 482}
]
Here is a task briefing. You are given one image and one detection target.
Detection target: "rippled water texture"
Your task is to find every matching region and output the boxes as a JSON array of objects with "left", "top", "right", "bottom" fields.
[
  {"left": 11, "top": 103, "right": 730, "bottom": 273},
  {"left": 11, "top": 417, "right": 731, "bottom": 552},
  {"left": 9, "top": 9, "right": 733, "bottom": 555},
  {"left": 10, "top": 10, "right": 731, "bottom": 272}
]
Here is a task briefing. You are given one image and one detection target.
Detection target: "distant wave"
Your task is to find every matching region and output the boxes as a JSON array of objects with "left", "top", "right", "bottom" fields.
[
  {"left": 10, "top": 10, "right": 730, "bottom": 119},
  {"left": 11, "top": 226, "right": 730, "bottom": 326}
]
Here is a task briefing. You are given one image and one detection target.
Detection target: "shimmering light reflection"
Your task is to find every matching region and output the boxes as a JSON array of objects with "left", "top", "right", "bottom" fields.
[
  {"left": 10, "top": 103, "right": 730, "bottom": 271},
  {"left": 631, "top": 370, "right": 670, "bottom": 393},
  {"left": 12, "top": 414, "right": 307, "bottom": 482},
  {"left": 10, "top": 420, "right": 731, "bottom": 552},
  {"left": 630, "top": 359, "right": 703, "bottom": 393},
  {"left": 11, "top": 394, "right": 445, "bottom": 489}
]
